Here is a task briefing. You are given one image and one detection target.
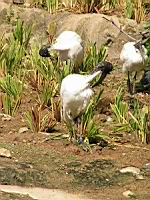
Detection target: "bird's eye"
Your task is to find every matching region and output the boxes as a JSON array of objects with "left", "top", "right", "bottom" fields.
[{"left": 135, "top": 49, "right": 139, "bottom": 53}]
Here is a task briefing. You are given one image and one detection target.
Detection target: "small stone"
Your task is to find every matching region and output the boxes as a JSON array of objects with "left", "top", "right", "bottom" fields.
[
  {"left": 136, "top": 174, "right": 144, "bottom": 180},
  {"left": 123, "top": 190, "right": 136, "bottom": 198},
  {"left": 107, "top": 116, "right": 113, "bottom": 122},
  {"left": 0, "top": 148, "right": 11, "bottom": 158},
  {"left": 13, "top": 0, "right": 24, "bottom": 4},
  {"left": 18, "top": 127, "right": 28, "bottom": 134},
  {"left": 120, "top": 166, "right": 140, "bottom": 175},
  {"left": 24, "top": 3, "right": 30, "bottom": 7},
  {"left": 2, "top": 116, "right": 11, "bottom": 121},
  {"left": 143, "top": 163, "right": 150, "bottom": 168}
]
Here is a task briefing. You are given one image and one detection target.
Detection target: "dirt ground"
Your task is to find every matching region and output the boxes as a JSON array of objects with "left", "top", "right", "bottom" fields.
[
  {"left": 0, "top": 66, "right": 150, "bottom": 200},
  {"left": 0, "top": 2, "right": 150, "bottom": 200}
]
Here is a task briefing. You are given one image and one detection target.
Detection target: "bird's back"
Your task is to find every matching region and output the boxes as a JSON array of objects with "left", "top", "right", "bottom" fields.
[
  {"left": 56, "top": 31, "right": 82, "bottom": 44},
  {"left": 60, "top": 61, "right": 113, "bottom": 123},
  {"left": 53, "top": 31, "right": 82, "bottom": 50},
  {"left": 120, "top": 42, "right": 147, "bottom": 73},
  {"left": 60, "top": 73, "right": 99, "bottom": 121}
]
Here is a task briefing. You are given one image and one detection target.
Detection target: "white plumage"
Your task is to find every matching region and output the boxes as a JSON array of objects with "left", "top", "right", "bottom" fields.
[
  {"left": 120, "top": 41, "right": 148, "bottom": 94},
  {"left": 60, "top": 72, "right": 99, "bottom": 124},
  {"left": 60, "top": 61, "right": 113, "bottom": 139},
  {"left": 39, "top": 31, "right": 84, "bottom": 72}
]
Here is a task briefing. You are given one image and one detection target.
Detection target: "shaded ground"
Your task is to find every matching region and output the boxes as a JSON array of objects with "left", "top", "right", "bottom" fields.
[{"left": 0, "top": 128, "right": 150, "bottom": 199}]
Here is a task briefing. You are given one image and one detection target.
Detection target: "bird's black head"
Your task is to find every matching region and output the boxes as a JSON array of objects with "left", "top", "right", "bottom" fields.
[
  {"left": 94, "top": 61, "right": 113, "bottom": 74},
  {"left": 92, "top": 61, "right": 113, "bottom": 87},
  {"left": 39, "top": 45, "right": 51, "bottom": 57}
]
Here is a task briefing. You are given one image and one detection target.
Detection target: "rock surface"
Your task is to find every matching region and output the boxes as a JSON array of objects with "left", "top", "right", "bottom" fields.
[
  {"left": 0, "top": 0, "right": 145, "bottom": 63},
  {"left": 0, "top": 148, "right": 11, "bottom": 158},
  {"left": 120, "top": 166, "right": 140, "bottom": 175},
  {"left": 123, "top": 190, "right": 136, "bottom": 198}
]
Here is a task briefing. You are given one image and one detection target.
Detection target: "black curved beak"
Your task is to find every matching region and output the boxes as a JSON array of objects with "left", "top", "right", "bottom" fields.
[
  {"left": 92, "top": 61, "right": 113, "bottom": 88},
  {"left": 39, "top": 45, "right": 51, "bottom": 57}
]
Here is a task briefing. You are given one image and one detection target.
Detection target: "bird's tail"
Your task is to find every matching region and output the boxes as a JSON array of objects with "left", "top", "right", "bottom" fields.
[
  {"left": 77, "top": 71, "right": 101, "bottom": 94},
  {"left": 85, "top": 71, "right": 101, "bottom": 84}
]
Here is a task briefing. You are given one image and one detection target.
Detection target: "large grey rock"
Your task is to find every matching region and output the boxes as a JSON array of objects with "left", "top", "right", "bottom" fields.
[
  {"left": 55, "top": 13, "right": 121, "bottom": 48},
  {"left": 0, "top": 2, "right": 145, "bottom": 61}
]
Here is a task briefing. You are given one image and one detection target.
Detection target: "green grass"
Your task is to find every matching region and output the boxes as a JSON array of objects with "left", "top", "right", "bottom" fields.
[
  {"left": 0, "top": 17, "right": 150, "bottom": 145},
  {"left": 111, "top": 87, "right": 150, "bottom": 144}
]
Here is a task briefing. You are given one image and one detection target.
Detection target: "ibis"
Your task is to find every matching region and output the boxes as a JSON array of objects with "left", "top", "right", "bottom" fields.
[
  {"left": 60, "top": 61, "right": 113, "bottom": 140},
  {"left": 39, "top": 31, "right": 84, "bottom": 72},
  {"left": 120, "top": 41, "right": 148, "bottom": 94}
]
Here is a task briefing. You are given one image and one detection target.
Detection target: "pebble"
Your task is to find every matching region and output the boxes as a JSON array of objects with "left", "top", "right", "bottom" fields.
[
  {"left": 143, "top": 163, "right": 150, "bottom": 168},
  {"left": 18, "top": 127, "right": 28, "bottom": 134},
  {"left": 0, "top": 148, "right": 11, "bottom": 158},
  {"left": 1, "top": 116, "right": 11, "bottom": 121},
  {"left": 120, "top": 166, "right": 140, "bottom": 175},
  {"left": 136, "top": 174, "right": 144, "bottom": 180},
  {"left": 107, "top": 116, "right": 113, "bottom": 122},
  {"left": 0, "top": 113, "right": 12, "bottom": 121},
  {"left": 123, "top": 190, "right": 136, "bottom": 198},
  {"left": 13, "top": 0, "right": 24, "bottom": 4}
]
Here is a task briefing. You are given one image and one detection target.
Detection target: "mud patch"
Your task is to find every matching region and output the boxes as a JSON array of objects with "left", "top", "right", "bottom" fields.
[
  {"left": 65, "top": 159, "right": 136, "bottom": 187},
  {"left": 0, "top": 190, "right": 33, "bottom": 200},
  {"left": 0, "top": 161, "right": 49, "bottom": 187}
]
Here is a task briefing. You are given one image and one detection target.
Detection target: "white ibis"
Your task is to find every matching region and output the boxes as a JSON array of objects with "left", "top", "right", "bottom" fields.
[
  {"left": 120, "top": 41, "right": 148, "bottom": 94},
  {"left": 60, "top": 61, "right": 113, "bottom": 140},
  {"left": 39, "top": 31, "right": 84, "bottom": 72}
]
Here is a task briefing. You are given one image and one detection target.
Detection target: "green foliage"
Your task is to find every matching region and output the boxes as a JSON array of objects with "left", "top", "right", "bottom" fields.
[
  {"left": 111, "top": 87, "right": 129, "bottom": 125},
  {"left": 13, "top": 19, "right": 32, "bottom": 49},
  {"left": 111, "top": 87, "right": 150, "bottom": 144},
  {"left": 25, "top": 105, "right": 56, "bottom": 133},
  {"left": 81, "top": 43, "right": 108, "bottom": 72},
  {"left": 81, "top": 89, "right": 105, "bottom": 143},
  {"left": 144, "top": 23, "right": 150, "bottom": 67},
  {"left": 129, "top": 103, "right": 150, "bottom": 144},
  {"left": 0, "top": 75, "right": 24, "bottom": 116},
  {"left": 55, "top": 60, "right": 74, "bottom": 85},
  {"left": 125, "top": 0, "right": 133, "bottom": 19},
  {"left": 46, "top": 0, "right": 59, "bottom": 13},
  {"left": 0, "top": 19, "right": 32, "bottom": 76},
  {"left": 1, "top": 40, "right": 25, "bottom": 76}
]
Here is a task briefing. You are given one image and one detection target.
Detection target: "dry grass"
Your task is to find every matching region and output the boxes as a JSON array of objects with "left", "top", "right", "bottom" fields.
[{"left": 28, "top": 0, "right": 150, "bottom": 23}]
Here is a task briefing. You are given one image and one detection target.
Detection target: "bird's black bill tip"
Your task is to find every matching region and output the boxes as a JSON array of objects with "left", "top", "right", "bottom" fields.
[
  {"left": 92, "top": 61, "right": 113, "bottom": 88},
  {"left": 39, "top": 45, "right": 51, "bottom": 57},
  {"left": 95, "top": 61, "right": 113, "bottom": 74}
]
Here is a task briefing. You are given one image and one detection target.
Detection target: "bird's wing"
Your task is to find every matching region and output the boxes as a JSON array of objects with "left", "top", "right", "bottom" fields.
[
  {"left": 52, "top": 42, "right": 70, "bottom": 50},
  {"left": 56, "top": 31, "right": 82, "bottom": 43}
]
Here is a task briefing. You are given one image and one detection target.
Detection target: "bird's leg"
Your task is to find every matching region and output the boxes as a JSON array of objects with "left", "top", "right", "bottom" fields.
[
  {"left": 76, "top": 117, "right": 83, "bottom": 144},
  {"left": 132, "top": 72, "right": 137, "bottom": 94},
  {"left": 65, "top": 111, "right": 77, "bottom": 142},
  {"left": 67, "top": 122, "right": 76, "bottom": 142},
  {"left": 127, "top": 71, "right": 133, "bottom": 94}
]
